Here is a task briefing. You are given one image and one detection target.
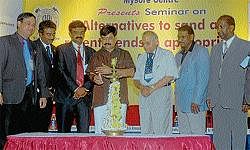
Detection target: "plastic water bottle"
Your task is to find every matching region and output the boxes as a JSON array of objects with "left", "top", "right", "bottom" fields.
[{"left": 49, "top": 114, "right": 57, "bottom": 131}]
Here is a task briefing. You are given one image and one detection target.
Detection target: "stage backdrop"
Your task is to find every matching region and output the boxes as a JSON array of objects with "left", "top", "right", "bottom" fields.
[{"left": 23, "top": 0, "right": 248, "bottom": 105}]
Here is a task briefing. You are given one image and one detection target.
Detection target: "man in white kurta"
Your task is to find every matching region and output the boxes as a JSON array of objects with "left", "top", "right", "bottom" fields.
[{"left": 134, "top": 31, "right": 178, "bottom": 135}]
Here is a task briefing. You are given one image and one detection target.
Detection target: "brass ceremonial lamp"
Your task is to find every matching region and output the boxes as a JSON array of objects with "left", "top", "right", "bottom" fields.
[
  {"left": 102, "top": 57, "right": 126, "bottom": 136},
  {"left": 110, "top": 58, "right": 118, "bottom": 83}
]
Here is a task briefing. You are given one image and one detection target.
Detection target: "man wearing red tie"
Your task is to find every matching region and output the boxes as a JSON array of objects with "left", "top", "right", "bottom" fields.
[{"left": 56, "top": 20, "right": 95, "bottom": 132}]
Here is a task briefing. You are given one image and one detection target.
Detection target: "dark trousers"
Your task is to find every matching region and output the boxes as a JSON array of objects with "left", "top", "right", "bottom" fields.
[
  {"left": 56, "top": 97, "right": 90, "bottom": 133},
  {"left": 0, "top": 87, "right": 33, "bottom": 150},
  {"left": 30, "top": 97, "right": 53, "bottom": 132},
  {"left": 0, "top": 105, "right": 5, "bottom": 150},
  {"left": 3, "top": 87, "right": 33, "bottom": 136}
]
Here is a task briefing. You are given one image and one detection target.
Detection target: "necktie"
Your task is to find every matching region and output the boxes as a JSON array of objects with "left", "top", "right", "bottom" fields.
[
  {"left": 23, "top": 39, "right": 33, "bottom": 85},
  {"left": 144, "top": 53, "right": 154, "bottom": 82},
  {"left": 76, "top": 46, "right": 84, "bottom": 86},
  {"left": 46, "top": 45, "right": 53, "bottom": 64},
  {"left": 219, "top": 41, "right": 228, "bottom": 81},
  {"left": 222, "top": 41, "right": 228, "bottom": 59}
]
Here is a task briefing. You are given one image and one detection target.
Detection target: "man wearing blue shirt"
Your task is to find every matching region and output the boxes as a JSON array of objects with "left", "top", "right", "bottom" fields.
[{"left": 175, "top": 25, "right": 209, "bottom": 134}]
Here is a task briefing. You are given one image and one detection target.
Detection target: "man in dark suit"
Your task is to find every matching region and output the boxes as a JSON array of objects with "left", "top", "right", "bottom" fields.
[
  {"left": 31, "top": 20, "right": 57, "bottom": 132},
  {"left": 56, "top": 20, "right": 95, "bottom": 133},
  {"left": 0, "top": 12, "right": 49, "bottom": 149}
]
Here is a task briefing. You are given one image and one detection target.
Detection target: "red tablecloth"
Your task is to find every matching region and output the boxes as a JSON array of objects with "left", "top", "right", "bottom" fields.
[{"left": 4, "top": 133, "right": 215, "bottom": 150}]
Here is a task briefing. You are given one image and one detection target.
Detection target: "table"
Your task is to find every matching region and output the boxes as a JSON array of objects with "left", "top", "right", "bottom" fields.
[{"left": 4, "top": 133, "right": 214, "bottom": 150}]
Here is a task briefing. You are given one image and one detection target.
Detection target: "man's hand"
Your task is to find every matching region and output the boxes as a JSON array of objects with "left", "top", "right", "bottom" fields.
[
  {"left": 0, "top": 93, "right": 3, "bottom": 106},
  {"left": 95, "top": 64, "right": 112, "bottom": 75},
  {"left": 242, "top": 104, "right": 249, "bottom": 113},
  {"left": 116, "top": 69, "right": 124, "bottom": 78},
  {"left": 141, "top": 86, "right": 153, "bottom": 97},
  {"left": 73, "top": 87, "right": 88, "bottom": 99},
  {"left": 206, "top": 99, "right": 212, "bottom": 110},
  {"left": 39, "top": 98, "right": 47, "bottom": 109},
  {"left": 93, "top": 73, "right": 104, "bottom": 85},
  {"left": 191, "top": 103, "right": 200, "bottom": 114}
]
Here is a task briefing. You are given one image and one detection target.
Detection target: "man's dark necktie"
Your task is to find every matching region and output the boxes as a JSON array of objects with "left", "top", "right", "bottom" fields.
[
  {"left": 144, "top": 53, "right": 154, "bottom": 82},
  {"left": 46, "top": 45, "right": 53, "bottom": 65},
  {"left": 76, "top": 46, "right": 84, "bottom": 86},
  {"left": 181, "top": 51, "right": 188, "bottom": 64},
  {"left": 23, "top": 39, "right": 33, "bottom": 85}
]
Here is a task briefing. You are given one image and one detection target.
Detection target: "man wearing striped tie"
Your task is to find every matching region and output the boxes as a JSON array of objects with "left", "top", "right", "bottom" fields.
[
  {"left": 32, "top": 20, "right": 58, "bottom": 132},
  {"left": 134, "top": 31, "right": 178, "bottom": 135}
]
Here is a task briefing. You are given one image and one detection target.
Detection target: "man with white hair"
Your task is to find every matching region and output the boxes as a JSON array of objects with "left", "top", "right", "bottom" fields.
[{"left": 134, "top": 31, "right": 178, "bottom": 135}]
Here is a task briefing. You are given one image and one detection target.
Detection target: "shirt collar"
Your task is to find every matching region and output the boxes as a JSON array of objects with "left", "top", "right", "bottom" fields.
[
  {"left": 72, "top": 41, "right": 84, "bottom": 50},
  {"left": 223, "top": 35, "right": 235, "bottom": 48},
  {"left": 39, "top": 38, "right": 50, "bottom": 50},
  {"left": 181, "top": 41, "right": 195, "bottom": 55},
  {"left": 16, "top": 32, "right": 27, "bottom": 46},
  {"left": 147, "top": 47, "right": 157, "bottom": 55}
]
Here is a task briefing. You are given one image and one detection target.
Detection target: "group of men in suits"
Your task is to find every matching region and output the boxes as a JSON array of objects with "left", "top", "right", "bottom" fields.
[
  {"left": 0, "top": 12, "right": 135, "bottom": 150},
  {"left": 174, "top": 15, "right": 250, "bottom": 150},
  {"left": 0, "top": 12, "right": 97, "bottom": 149}
]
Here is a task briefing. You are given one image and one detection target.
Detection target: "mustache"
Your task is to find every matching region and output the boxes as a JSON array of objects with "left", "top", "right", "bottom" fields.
[
  {"left": 104, "top": 43, "right": 111, "bottom": 45},
  {"left": 76, "top": 36, "right": 83, "bottom": 39}
]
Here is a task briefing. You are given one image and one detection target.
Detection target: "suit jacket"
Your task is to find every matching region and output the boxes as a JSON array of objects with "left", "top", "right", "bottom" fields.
[
  {"left": 56, "top": 42, "right": 95, "bottom": 104},
  {"left": 175, "top": 43, "right": 209, "bottom": 113},
  {"left": 0, "top": 33, "right": 49, "bottom": 104},
  {"left": 33, "top": 39, "right": 60, "bottom": 93},
  {"left": 207, "top": 36, "right": 250, "bottom": 110}
]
